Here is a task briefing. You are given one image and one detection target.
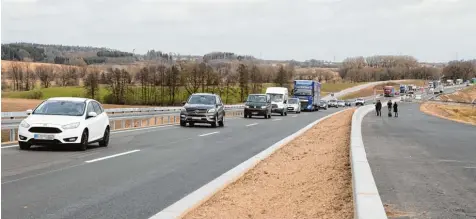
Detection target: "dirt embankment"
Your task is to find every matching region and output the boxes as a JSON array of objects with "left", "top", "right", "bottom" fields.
[
  {"left": 439, "top": 86, "right": 476, "bottom": 103},
  {"left": 183, "top": 109, "right": 355, "bottom": 219},
  {"left": 420, "top": 102, "right": 476, "bottom": 126}
]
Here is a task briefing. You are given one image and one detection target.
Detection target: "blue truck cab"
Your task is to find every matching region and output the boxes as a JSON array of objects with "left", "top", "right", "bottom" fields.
[
  {"left": 399, "top": 85, "right": 406, "bottom": 94},
  {"left": 292, "top": 80, "right": 321, "bottom": 111}
]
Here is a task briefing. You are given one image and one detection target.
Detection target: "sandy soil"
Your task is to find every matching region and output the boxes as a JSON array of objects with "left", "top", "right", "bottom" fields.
[
  {"left": 420, "top": 102, "right": 476, "bottom": 126},
  {"left": 1, "top": 98, "right": 155, "bottom": 112},
  {"left": 183, "top": 109, "right": 355, "bottom": 219},
  {"left": 439, "top": 86, "right": 476, "bottom": 103}
]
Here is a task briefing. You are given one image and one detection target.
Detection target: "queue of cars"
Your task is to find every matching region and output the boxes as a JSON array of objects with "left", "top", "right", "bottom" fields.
[{"left": 15, "top": 87, "right": 366, "bottom": 151}]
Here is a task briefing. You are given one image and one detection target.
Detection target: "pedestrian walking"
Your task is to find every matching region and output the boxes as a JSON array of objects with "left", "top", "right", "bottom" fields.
[
  {"left": 387, "top": 100, "right": 392, "bottom": 117},
  {"left": 393, "top": 102, "right": 399, "bottom": 117},
  {"left": 375, "top": 100, "right": 382, "bottom": 116}
]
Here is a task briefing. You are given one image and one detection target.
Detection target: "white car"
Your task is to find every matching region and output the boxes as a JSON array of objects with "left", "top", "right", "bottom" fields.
[
  {"left": 337, "top": 100, "right": 346, "bottom": 107},
  {"left": 286, "top": 98, "right": 301, "bottom": 113},
  {"left": 17, "top": 97, "right": 110, "bottom": 151},
  {"left": 415, "top": 94, "right": 422, "bottom": 100},
  {"left": 355, "top": 98, "right": 365, "bottom": 106}
]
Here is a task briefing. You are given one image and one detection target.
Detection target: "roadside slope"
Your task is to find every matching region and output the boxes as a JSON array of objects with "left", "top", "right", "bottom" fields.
[{"left": 183, "top": 109, "right": 355, "bottom": 219}]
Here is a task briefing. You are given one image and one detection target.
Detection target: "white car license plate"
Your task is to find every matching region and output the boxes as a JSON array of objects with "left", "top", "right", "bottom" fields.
[
  {"left": 34, "top": 134, "right": 54, "bottom": 140},
  {"left": 252, "top": 112, "right": 259, "bottom": 115},
  {"left": 192, "top": 117, "right": 202, "bottom": 120}
]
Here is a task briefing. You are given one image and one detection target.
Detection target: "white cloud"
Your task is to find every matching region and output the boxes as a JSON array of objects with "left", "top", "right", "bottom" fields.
[{"left": 1, "top": 0, "right": 475, "bottom": 61}]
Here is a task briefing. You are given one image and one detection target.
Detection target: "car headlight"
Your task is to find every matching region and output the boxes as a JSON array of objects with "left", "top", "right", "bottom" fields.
[
  {"left": 261, "top": 106, "right": 267, "bottom": 109},
  {"left": 181, "top": 108, "right": 186, "bottom": 112},
  {"left": 245, "top": 105, "right": 250, "bottom": 108},
  {"left": 20, "top": 120, "right": 30, "bottom": 128},
  {"left": 62, "top": 122, "right": 80, "bottom": 129},
  {"left": 208, "top": 108, "right": 216, "bottom": 113}
]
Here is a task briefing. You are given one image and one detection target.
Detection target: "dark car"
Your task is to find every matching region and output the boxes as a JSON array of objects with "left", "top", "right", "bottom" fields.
[
  {"left": 345, "top": 100, "right": 352, "bottom": 107},
  {"left": 180, "top": 93, "right": 225, "bottom": 127},
  {"left": 319, "top": 100, "right": 328, "bottom": 110},
  {"left": 244, "top": 94, "right": 272, "bottom": 119}
]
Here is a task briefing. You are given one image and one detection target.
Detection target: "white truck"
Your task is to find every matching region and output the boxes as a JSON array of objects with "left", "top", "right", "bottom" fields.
[
  {"left": 456, "top": 79, "right": 463, "bottom": 85},
  {"left": 266, "top": 87, "right": 289, "bottom": 116}
]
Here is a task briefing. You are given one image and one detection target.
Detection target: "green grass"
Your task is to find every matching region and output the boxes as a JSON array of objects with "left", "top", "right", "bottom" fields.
[
  {"left": 2, "top": 86, "right": 109, "bottom": 100},
  {"left": 321, "top": 82, "right": 365, "bottom": 93}
]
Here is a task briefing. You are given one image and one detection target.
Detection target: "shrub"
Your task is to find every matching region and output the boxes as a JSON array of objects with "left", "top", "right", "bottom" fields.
[{"left": 24, "top": 90, "right": 43, "bottom": 99}]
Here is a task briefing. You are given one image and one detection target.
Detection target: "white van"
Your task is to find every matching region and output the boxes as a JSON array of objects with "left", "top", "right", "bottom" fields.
[{"left": 265, "top": 87, "right": 289, "bottom": 116}]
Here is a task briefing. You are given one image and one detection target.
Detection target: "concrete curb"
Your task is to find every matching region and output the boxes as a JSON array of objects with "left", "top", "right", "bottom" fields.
[
  {"left": 350, "top": 98, "right": 399, "bottom": 219},
  {"left": 149, "top": 109, "right": 348, "bottom": 219}
]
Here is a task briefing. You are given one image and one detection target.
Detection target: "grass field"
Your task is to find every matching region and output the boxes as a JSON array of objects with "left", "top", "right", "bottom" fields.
[{"left": 2, "top": 82, "right": 365, "bottom": 109}]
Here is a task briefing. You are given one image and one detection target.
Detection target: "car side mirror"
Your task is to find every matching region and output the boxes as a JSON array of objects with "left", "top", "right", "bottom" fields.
[
  {"left": 87, "top": 112, "right": 97, "bottom": 118},
  {"left": 182, "top": 101, "right": 186, "bottom": 105},
  {"left": 26, "top": 109, "right": 33, "bottom": 115}
]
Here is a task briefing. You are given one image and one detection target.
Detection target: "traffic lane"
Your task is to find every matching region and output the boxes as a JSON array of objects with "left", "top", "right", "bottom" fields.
[
  {"left": 2, "top": 108, "right": 342, "bottom": 219},
  {"left": 1, "top": 115, "right": 266, "bottom": 183},
  {"left": 362, "top": 103, "right": 476, "bottom": 218}
]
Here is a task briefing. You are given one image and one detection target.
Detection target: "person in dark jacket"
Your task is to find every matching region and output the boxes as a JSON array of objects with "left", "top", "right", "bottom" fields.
[
  {"left": 375, "top": 100, "right": 382, "bottom": 116},
  {"left": 393, "top": 102, "right": 399, "bottom": 117},
  {"left": 387, "top": 100, "right": 393, "bottom": 117}
]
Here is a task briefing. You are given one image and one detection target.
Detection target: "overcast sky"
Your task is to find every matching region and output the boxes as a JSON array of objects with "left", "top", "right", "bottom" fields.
[{"left": 2, "top": 0, "right": 476, "bottom": 62}]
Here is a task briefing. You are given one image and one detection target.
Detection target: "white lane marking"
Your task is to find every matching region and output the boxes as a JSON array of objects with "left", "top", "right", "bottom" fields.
[
  {"left": 1, "top": 145, "right": 18, "bottom": 149},
  {"left": 246, "top": 123, "right": 258, "bottom": 127},
  {"left": 463, "top": 167, "right": 476, "bottom": 169},
  {"left": 85, "top": 150, "right": 140, "bottom": 163},
  {"left": 272, "top": 118, "right": 282, "bottom": 121},
  {"left": 198, "top": 131, "right": 219, "bottom": 137},
  {"left": 438, "top": 159, "right": 466, "bottom": 163},
  {"left": 291, "top": 115, "right": 298, "bottom": 118}
]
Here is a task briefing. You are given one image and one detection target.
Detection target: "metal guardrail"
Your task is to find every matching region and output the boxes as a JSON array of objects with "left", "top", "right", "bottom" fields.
[
  {"left": 1, "top": 108, "right": 244, "bottom": 144},
  {"left": 1, "top": 105, "right": 245, "bottom": 119}
]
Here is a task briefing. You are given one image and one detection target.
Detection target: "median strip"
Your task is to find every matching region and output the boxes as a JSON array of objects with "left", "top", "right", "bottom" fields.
[{"left": 85, "top": 150, "right": 140, "bottom": 163}]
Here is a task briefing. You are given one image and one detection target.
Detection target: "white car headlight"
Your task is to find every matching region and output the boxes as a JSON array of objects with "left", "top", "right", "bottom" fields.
[
  {"left": 20, "top": 120, "right": 30, "bottom": 128},
  {"left": 245, "top": 105, "right": 250, "bottom": 108},
  {"left": 261, "top": 106, "right": 267, "bottom": 109},
  {"left": 181, "top": 108, "right": 186, "bottom": 112},
  {"left": 208, "top": 108, "right": 216, "bottom": 113},
  {"left": 62, "top": 122, "right": 80, "bottom": 129}
]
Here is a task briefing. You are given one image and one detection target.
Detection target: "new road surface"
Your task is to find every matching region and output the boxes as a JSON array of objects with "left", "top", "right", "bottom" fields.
[
  {"left": 2, "top": 107, "right": 343, "bottom": 219},
  {"left": 362, "top": 103, "right": 476, "bottom": 219}
]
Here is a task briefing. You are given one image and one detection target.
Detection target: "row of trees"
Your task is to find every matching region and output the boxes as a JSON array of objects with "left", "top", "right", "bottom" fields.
[
  {"left": 338, "top": 55, "right": 443, "bottom": 82},
  {"left": 442, "top": 60, "right": 476, "bottom": 80}
]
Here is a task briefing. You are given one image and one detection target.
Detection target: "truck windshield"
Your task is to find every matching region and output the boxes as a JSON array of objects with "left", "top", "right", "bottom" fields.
[
  {"left": 247, "top": 95, "right": 267, "bottom": 102},
  {"left": 293, "top": 88, "right": 312, "bottom": 96},
  {"left": 268, "top": 93, "right": 283, "bottom": 102}
]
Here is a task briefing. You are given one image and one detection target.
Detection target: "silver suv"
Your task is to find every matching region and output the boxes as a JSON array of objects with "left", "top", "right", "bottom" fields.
[{"left": 180, "top": 93, "right": 225, "bottom": 127}]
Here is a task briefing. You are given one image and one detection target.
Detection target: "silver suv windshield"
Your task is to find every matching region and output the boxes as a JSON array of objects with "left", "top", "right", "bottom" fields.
[
  {"left": 33, "top": 100, "right": 86, "bottom": 116},
  {"left": 187, "top": 95, "right": 216, "bottom": 105}
]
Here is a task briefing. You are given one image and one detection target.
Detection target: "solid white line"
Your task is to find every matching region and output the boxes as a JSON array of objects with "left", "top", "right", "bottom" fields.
[
  {"left": 85, "top": 150, "right": 140, "bottom": 163},
  {"left": 291, "top": 115, "right": 298, "bottom": 118},
  {"left": 463, "top": 166, "right": 476, "bottom": 169},
  {"left": 1, "top": 145, "right": 18, "bottom": 149},
  {"left": 245, "top": 123, "right": 258, "bottom": 127},
  {"left": 198, "top": 131, "right": 219, "bottom": 137},
  {"left": 272, "top": 118, "right": 282, "bottom": 121}
]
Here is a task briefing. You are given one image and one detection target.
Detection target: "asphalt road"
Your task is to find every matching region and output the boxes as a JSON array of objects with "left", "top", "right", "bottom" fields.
[
  {"left": 1, "top": 107, "right": 346, "bottom": 219},
  {"left": 362, "top": 103, "right": 476, "bottom": 219}
]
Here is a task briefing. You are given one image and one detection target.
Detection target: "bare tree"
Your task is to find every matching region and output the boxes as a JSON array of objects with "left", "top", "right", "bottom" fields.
[
  {"left": 105, "top": 68, "right": 132, "bottom": 104},
  {"left": 237, "top": 63, "right": 249, "bottom": 102},
  {"left": 35, "top": 65, "right": 55, "bottom": 88},
  {"left": 9, "top": 62, "right": 25, "bottom": 91},
  {"left": 84, "top": 68, "right": 100, "bottom": 99}
]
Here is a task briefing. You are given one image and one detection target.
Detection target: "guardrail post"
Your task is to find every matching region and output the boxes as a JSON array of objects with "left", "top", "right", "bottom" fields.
[
  {"left": 168, "top": 116, "right": 170, "bottom": 124},
  {"left": 121, "top": 120, "right": 125, "bottom": 129},
  {"left": 154, "top": 117, "right": 157, "bottom": 126},
  {"left": 140, "top": 119, "right": 143, "bottom": 128},
  {"left": 161, "top": 116, "right": 164, "bottom": 125},
  {"left": 112, "top": 121, "right": 115, "bottom": 130},
  {"left": 10, "top": 128, "right": 16, "bottom": 142}
]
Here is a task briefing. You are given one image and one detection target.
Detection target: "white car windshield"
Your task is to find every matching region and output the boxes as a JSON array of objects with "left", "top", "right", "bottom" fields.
[
  {"left": 288, "top": 99, "right": 299, "bottom": 104},
  {"left": 33, "top": 100, "right": 86, "bottom": 116},
  {"left": 268, "top": 93, "right": 283, "bottom": 102}
]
